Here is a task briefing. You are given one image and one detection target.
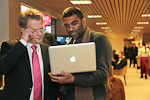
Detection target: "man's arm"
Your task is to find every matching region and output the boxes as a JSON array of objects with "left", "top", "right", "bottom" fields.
[{"left": 0, "top": 27, "right": 35, "bottom": 75}]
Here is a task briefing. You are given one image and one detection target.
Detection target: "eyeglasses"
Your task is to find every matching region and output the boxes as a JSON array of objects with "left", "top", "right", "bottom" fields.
[{"left": 28, "top": 28, "right": 45, "bottom": 34}]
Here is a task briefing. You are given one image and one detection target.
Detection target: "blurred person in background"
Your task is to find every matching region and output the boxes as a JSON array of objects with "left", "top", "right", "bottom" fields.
[
  {"left": 43, "top": 33, "right": 57, "bottom": 46},
  {"left": 112, "top": 50, "right": 119, "bottom": 64},
  {"left": 112, "top": 51, "right": 127, "bottom": 69},
  {"left": 129, "top": 43, "right": 133, "bottom": 67},
  {"left": 146, "top": 43, "right": 149, "bottom": 49},
  {"left": 132, "top": 43, "right": 138, "bottom": 68},
  {"left": 124, "top": 44, "right": 129, "bottom": 59},
  {"left": 137, "top": 43, "right": 141, "bottom": 69},
  {"left": 129, "top": 43, "right": 138, "bottom": 68},
  {"left": 137, "top": 42, "right": 150, "bottom": 79}
]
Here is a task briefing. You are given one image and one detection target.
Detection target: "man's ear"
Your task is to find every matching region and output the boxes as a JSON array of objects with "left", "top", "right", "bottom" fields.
[
  {"left": 82, "top": 17, "right": 86, "bottom": 27},
  {"left": 20, "top": 28, "right": 25, "bottom": 33}
]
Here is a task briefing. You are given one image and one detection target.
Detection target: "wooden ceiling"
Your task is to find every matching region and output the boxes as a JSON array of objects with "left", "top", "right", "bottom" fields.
[{"left": 27, "top": 0, "right": 150, "bottom": 39}]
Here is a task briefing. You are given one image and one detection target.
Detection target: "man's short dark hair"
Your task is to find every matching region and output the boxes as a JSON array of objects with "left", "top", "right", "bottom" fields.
[{"left": 62, "top": 7, "right": 83, "bottom": 20}]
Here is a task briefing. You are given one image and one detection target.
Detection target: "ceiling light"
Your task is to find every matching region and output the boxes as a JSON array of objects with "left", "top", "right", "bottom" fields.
[
  {"left": 101, "top": 27, "right": 110, "bottom": 29},
  {"left": 131, "top": 32, "right": 134, "bottom": 34},
  {"left": 96, "top": 22, "right": 107, "bottom": 25},
  {"left": 70, "top": 0, "right": 92, "bottom": 4},
  {"left": 105, "top": 30, "right": 112, "bottom": 32},
  {"left": 87, "top": 15, "right": 102, "bottom": 18},
  {"left": 141, "top": 14, "right": 150, "bottom": 17},
  {"left": 131, "top": 32, "right": 138, "bottom": 35},
  {"left": 134, "top": 27, "right": 144, "bottom": 29},
  {"left": 132, "top": 30, "right": 140, "bottom": 32},
  {"left": 137, "top": 22, "right": 149, "bottom": 24}
]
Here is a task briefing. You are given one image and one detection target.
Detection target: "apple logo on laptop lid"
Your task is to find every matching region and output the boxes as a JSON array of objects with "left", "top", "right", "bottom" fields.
[{"left": 70, "top": 56, "right": 76, "bottom": 62}]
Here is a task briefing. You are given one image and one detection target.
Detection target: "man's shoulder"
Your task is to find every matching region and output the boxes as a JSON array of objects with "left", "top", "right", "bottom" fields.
[
  {"left": 2, "top": 39, "right": 19, "bottom": 47},
  {"left": 90, "top": 31, "right": 107, "bottom": 41},
  {"left": 91, "top": 31, "right": 106, "bottom": 37}
]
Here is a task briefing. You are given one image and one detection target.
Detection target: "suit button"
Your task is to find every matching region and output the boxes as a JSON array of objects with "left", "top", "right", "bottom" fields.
[{"left": 29, "top": 88, "right": 32, "bottom": 90}]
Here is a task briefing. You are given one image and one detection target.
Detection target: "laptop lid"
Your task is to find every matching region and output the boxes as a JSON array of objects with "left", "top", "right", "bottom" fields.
[{"left": 48, "top": 42, "right": 96, "bottom": 75}]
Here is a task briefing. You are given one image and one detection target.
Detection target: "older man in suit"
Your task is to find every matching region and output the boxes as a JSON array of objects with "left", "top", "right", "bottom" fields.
[{"left": 0, "top": 9, "right": 59, "bottom": 100}]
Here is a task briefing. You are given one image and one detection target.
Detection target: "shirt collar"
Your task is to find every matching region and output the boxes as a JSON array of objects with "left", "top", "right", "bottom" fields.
[{"left": 27, "top": 42, "right": 39, "bottom": 49}]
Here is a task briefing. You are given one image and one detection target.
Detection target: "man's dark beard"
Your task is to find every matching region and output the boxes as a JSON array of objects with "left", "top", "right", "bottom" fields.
[{"left": 68, "top": 31, "right": 84, "bottom": 40}]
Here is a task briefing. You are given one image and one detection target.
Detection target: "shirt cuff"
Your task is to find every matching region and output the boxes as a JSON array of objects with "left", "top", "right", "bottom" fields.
[{"left": 19, "top": 39, "right": 27, "bottom": 46}]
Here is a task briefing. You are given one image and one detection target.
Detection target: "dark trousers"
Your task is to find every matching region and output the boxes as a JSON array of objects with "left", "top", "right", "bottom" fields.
[
  {"left": 130, "top": 57, "right": 137, "bottom": 67},
  {"left": 140, "top": 57, "right": 149, "bottom": 74}
]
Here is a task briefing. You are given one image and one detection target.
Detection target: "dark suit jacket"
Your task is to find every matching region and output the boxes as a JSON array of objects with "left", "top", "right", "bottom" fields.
[
  {"left": 112, "top": 57, "right": 127, "bottom": 69},
  {"left": 0, "top": 40, "right": 59, "bottom": 100},
  {"left": 129, "top": 46, "right": 138, "bottom": 59}
]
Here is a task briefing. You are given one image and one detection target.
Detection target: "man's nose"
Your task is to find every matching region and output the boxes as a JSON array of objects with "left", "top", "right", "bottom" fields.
[{"left": 69, "top": 25, "right": 74, "bottom": 32}]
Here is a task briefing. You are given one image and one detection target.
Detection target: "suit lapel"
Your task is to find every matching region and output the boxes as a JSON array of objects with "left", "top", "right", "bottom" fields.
[
  {"left": 40, "top": 43, "right": 48, "bottom": 78},
  {"left": 40, "top": 43, "right": 46, "bottom": 69},
  {"left": 24, "top": 51, "right": 31, "bottom": 72},
  {"left": 24, "top": 49, "right": 33, "bottom": 85}
]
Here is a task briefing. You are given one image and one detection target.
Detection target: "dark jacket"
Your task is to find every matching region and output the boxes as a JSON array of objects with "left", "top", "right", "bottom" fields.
[
  {"left": 0, "top": 40, "right": 59, "bottom": 100},
  {"left": 66, "top": 31, "right": 112, "bottom": 100},
  {"left": 129, "top": 46, "right": 138, "bottom": 59},
  {"left": 112, "top": 57, "right": 127, "bottom": 69}
]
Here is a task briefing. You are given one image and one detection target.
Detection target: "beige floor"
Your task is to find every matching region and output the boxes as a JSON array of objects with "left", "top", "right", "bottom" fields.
[{"left": 115, "top": 63, "right": 150, "bottom": 100}]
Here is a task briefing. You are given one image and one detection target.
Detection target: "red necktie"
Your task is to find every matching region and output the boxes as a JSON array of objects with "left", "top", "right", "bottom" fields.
[{"left": 31, "top": 45, "right": 42, "bottom": 100}]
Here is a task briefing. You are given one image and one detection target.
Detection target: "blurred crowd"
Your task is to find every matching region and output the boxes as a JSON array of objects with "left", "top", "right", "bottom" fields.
[{"left": 123, "top": 42, "right": 150, "bottom": 78}]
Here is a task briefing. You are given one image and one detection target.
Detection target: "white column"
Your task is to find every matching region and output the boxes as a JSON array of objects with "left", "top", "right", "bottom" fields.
[
  {"left": 0, "top": 0, "right": 20, "bottom": 45},
  {"left": 0, "top": 0, "right": 9, "bottom": 44}
]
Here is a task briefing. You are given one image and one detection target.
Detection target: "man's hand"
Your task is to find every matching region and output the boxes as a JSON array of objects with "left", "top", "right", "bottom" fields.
[
  {"left": 21, "top": 28, "right": 33, "bottom": 42},
  {"left": 48, "top": 72, "right": 74, "bottom": 84}
]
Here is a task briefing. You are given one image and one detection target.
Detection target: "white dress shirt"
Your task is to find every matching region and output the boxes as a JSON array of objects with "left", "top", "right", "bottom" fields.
[{"left": 20, "top": 39, "right": 44, "bottom": 100}]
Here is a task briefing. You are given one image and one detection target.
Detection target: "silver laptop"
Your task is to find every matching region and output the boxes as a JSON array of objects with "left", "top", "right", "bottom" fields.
[{"left": 48, "top": 42, "right": 96, "bottom": 75}]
